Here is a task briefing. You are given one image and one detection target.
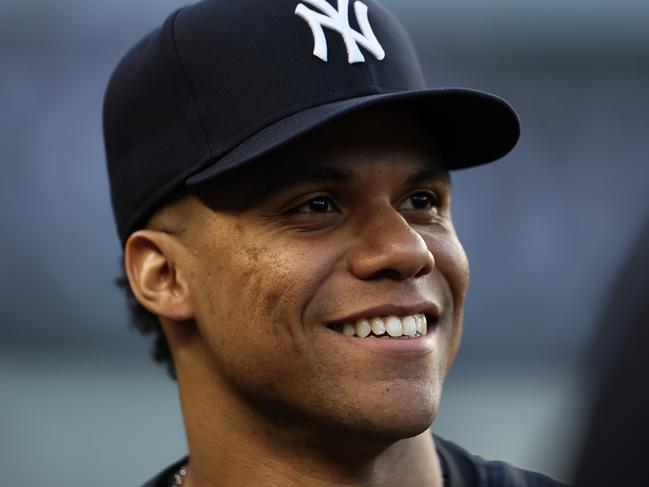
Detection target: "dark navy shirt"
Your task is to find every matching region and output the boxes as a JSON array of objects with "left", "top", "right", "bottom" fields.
[
  {"left": 434, "top": 436, "right": 567, "bottom": 487},
  {"left": 143, "top": 435, "right": 567, "bottom": 486}
]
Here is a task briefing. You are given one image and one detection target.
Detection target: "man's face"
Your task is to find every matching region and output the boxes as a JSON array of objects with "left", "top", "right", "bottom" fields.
[{"left": 177, "top": 110, "right": 469, "bottom": 441}]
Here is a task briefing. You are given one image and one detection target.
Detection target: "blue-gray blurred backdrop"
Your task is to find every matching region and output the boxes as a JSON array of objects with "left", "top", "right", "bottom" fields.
[{"left": 2, "top": 0, "right": 648, "bottom": 485}]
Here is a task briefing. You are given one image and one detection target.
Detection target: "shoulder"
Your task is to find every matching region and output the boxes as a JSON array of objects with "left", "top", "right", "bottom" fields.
[
  {"left": 141, "top": 457, "right": 188, "bottom": 487},
  {"left": 434, "top": 435, "right": 569, "bottom": 487}
]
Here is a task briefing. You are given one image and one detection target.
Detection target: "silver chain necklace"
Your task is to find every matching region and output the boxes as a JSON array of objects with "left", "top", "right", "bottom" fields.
[{"left": 172, "top": 464, "right": 188, "bottom": 486}]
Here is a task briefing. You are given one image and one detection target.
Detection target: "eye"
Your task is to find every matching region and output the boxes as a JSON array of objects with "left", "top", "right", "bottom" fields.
[
  {"left": 397, "top": 191, "right": 439, "bottom": 211},
  {"left": 296, "top": 196, "right": 336, "bottom": 214}
]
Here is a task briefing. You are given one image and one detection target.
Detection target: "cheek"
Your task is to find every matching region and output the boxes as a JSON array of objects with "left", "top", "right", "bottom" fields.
[
  {"left": 445, "top": 236, "right": 470, "bottom": 304},
  {"left": 188, "top": 223, "right": 337, "bottom": 380},
  {"left": 428, "top": 230, "right": 470, "bottom": 307},
  {"left": 425, "top": 230, "right": 469, "bottom": 365}
]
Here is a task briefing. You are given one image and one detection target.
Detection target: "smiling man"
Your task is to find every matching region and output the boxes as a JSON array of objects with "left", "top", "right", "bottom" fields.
[{"left": 103, "top": 1, "right": 565, "bottom": 486}]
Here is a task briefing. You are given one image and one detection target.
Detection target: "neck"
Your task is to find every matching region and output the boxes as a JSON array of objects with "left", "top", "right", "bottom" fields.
[
  {"left": 164, "top": 326, "right": 445, "bottom": 487},
  {"left": 175, "top": 363, "right": 442, "bottom": 487},
  {"left": 184, "top": 421, "right": 441, "bottom": 487}
]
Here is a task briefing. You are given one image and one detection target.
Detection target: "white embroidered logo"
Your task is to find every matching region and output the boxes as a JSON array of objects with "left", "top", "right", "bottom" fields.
[{"left": 295, "top": 0, "right": 386, "bottom": 64}]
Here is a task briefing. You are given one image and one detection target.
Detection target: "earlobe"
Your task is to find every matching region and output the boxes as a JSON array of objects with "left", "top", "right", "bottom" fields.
[{"left": 124, "top": 230, "right": 195, "bottom": 322}]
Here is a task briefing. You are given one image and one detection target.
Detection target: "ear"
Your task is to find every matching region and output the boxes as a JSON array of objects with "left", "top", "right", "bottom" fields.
[{"left": 124, "top": 230, "right": 195, "bottom": 322}]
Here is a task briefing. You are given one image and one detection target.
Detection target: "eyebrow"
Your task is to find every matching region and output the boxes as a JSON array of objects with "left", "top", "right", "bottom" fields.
[
  {"left": 405, "top": 166, "right": 451, "bottom": 186},
  {"left": 262, "top": 165, "right": 353, "bottom": 196},
  {"left": 261, "top": 163, "right": 450, "bottom": 199}
]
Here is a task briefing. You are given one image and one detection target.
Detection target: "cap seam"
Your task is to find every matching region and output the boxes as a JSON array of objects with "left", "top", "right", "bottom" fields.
[
  {"left": 169, "top": 8, "right": 213, "bottom": 157},
  {"left": 203, "top": 84, "right": 391, "bottom": 168},
  {"left": 126, "top": 86, "right": 383, "bottom": 220},
  {"left": 121, "top": 86, "right": 517, "bottom": 238},
  {"left": 124, "top": 80, "right": 412, "bottom": 224},
  {"left": 123, "top": 86, "right": 381, "bottom": 229}
]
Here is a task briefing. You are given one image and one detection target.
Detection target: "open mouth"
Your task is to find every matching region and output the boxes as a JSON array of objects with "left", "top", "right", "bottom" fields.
[{"left": 328, "top": 314, "right": 436, "bottom": 339}]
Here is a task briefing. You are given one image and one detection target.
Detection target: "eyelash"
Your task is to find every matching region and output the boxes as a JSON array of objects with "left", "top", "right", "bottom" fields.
[
  {"left": 398, "top": 190, "right": 440, "bottom": 211},
  {"left": 293, "top": 190, "right": 440, "bottom": 214},
  {"left": 295, "top": 195, "right": 337, "bottom": 214}
]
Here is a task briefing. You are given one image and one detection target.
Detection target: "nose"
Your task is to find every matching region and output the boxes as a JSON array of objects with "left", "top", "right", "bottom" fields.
[{"left": 347, "top": 207, "right": 435, "bottom": 281}]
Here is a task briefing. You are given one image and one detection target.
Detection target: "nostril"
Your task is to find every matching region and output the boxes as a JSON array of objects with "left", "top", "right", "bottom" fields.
[
  {"left": 415, "top": 250, "right": 435, "bottom": 277},
  {"left": 414, "top": 265, "right": 430, "bottom": 278},
  {"left": 371, "top": 268, "right": 403, "bottom": 280},
  {"left": 346, "top": 216, "right": 435, "bottom": 281}
]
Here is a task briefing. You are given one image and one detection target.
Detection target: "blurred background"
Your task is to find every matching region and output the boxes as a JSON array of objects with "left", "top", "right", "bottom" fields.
[{"left": 1, "top": 0, "right": 648, "bottom": 485}]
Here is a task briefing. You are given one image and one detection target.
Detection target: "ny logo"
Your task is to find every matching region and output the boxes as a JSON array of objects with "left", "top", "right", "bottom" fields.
[{"left": 295, "top": 0, "right": 386, "bottom": 64}]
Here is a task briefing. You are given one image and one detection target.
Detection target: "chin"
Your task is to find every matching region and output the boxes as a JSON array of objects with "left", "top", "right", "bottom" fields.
[
  {"left": 361, "top": 412, "right": 437, "bottom": 443},
  {"left": 332, "top": 381, "right": 442, "bottom": 443}
]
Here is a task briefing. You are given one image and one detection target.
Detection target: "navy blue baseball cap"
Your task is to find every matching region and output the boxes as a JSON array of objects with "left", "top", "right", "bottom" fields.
[{"left": 103, "top": 0, "right": 520, "bottom": 244}]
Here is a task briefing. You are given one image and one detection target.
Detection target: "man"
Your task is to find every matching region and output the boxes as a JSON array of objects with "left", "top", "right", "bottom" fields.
[{"left": 103, "top": 0, "right": 565, "bottom": 485}]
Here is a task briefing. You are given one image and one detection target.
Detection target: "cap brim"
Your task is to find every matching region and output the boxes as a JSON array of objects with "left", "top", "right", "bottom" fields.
[{"left": 186, "top": 88, "right": 520, "bottom": 186}]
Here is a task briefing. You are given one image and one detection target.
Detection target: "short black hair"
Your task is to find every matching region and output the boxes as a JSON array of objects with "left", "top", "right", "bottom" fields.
[{"left": 116, "top": 259, "right": 176, "bottom": 380}]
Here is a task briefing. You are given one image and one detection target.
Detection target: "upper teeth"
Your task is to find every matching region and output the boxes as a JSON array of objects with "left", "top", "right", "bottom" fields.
[{"left": 340, "top": 314, "right": 428, "bottom": 338}]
